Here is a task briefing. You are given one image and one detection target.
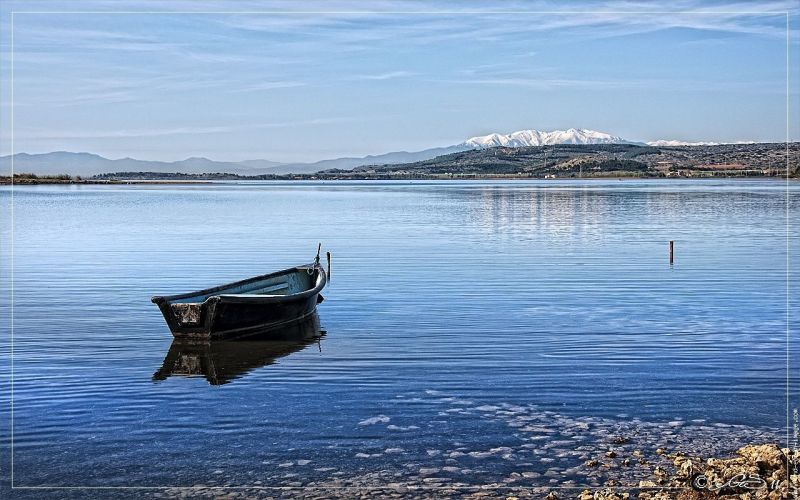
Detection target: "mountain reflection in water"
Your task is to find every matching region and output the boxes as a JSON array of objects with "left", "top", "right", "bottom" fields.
[{"left": 153, "top": 313, "right": 324, "bottom": 385}]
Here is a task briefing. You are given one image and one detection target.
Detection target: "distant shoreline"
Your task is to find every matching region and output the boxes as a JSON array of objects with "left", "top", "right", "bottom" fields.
[
  {"left": 4, "top": 143, "right": 797, "bottom": 182},
  {"left": 0, "top": 177, "right": 215, "bottom": 185},
  {"left": 2, "top": 173, "right": 797, "bottom": 185}
]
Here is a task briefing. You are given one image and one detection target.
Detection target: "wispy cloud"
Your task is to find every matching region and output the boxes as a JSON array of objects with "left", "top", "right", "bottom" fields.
[
  {"left": 435, "top": 75, "right": 787, "bottom": 93},
  {"left": 8, "top": 21, "right": 285, "bottom": 65},
  {"left": 16, "top": 117, "right": 356, "bottom": 140},
  {"left": 6, "top": 1, "right": 796, "bottom": 103},
  {"left": 351, "top": 70, "right": 415, "bottom": 81},
  {"left": 214, "top": 1, "right": 797, "bottom": 47},
  {"left": 13, "top": 72, "right": 306, "bottom": 107},
  {"left": 27, "top": 125, "right": 237, "bottom": 140},
  {"left": 229, "top": 81, "right": 307, "bottom": 92},
  {"left": 450, "top": 77, "right": 648, "bottom": 90}
]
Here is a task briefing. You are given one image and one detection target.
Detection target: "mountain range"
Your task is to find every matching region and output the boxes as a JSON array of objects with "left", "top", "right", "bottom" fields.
[
  {"left": 464, "top": 128, "right": 632, "bottom": 148},
  {"left": 0, "top": 128, "right": 739, "bottom": 177}
]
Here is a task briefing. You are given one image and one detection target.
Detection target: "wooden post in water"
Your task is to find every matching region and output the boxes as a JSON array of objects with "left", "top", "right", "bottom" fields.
[
  {"left": 326, "top": 252, "right": 331, "bottom": 281},
  {"left": 669, "top": 240, "right": 674, "bottom": 265}
]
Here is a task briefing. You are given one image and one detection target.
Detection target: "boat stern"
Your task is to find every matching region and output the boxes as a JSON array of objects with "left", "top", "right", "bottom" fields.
[{"left": 152, "top": 295, "right": 220, "bottom": 339}]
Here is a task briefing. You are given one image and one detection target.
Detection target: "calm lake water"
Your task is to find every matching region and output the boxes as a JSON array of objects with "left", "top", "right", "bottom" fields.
[{"left": 0, "top": 179, "right": 797, "bottom": 495}]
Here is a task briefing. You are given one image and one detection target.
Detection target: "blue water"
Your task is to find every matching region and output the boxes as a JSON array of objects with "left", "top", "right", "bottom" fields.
[{"left": 0, "top": 179, "right": 797, "bottom": 494}]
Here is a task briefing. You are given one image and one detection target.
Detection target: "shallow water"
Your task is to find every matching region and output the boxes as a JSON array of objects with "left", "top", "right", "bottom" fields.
[{"left": 0, "top": 179, "right": 797, "bottom": 493}]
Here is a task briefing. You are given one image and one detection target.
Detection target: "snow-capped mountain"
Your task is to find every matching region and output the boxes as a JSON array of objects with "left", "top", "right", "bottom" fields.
[
  {"left": 463, "top": 128, "right": 632, "bottom": 148},
  {"left": 645, "top": 140, "right": 719, "bottom": 147},
  {"left": 645, "top": 139, "right": 756, "bottom": 147}
]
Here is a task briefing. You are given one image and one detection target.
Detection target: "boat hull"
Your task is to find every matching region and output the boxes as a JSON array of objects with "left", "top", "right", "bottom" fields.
[
  {"left": 209, "top": 292, "right": 322, "bottom": 340},
  {"left": 152, "top": 265, "right": 326, "bottom": 340}
]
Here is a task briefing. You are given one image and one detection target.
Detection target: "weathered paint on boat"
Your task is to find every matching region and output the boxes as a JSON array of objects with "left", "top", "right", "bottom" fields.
[
  {"left": 152, "top": 312, "right": 324, "bottom": 385},
  {"left": 151, "top": 264, "right": 326, "bottom": 340}
]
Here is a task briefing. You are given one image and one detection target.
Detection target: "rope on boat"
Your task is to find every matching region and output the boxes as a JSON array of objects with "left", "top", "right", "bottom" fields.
[{"left": 309, "top": 242, "right": 322, "bottom": 275}]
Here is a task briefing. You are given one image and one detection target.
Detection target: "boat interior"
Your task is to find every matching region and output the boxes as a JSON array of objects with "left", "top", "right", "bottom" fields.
[{"left": 175, "top": 268, "right": 316, "bottom": 303}]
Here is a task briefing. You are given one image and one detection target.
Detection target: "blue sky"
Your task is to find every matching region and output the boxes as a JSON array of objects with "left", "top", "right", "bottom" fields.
[{"left": 0, "top": 1, "right": 797, "bottom": 162}]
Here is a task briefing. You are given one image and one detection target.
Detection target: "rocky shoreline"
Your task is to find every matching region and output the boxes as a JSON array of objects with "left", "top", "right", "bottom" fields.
[
  {"left": 154, "top": 444, "right": 800, "bottom": 500},
  {"left": 150, "top": 394, "right": 792, "bottom": 499},
  {"left": 153, "top": 443, "right": 795, "bottom": 499}
]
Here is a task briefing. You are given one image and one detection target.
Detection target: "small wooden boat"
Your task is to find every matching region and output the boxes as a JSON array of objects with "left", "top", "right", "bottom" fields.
[
  {"left": 153, "top": 313, "right": 324, "bottom": 385},
  {"left": 152, "top": 250, "right": 327, "bottom": 340}
]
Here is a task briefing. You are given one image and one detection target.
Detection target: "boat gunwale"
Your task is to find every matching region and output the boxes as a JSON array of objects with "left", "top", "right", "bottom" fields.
[{"left": 151, "top": 264, "right": 326, "bottom": 306}]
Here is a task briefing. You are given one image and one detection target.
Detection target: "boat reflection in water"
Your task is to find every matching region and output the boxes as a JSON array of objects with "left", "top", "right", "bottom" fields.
[{"left": 153, "top": 312, "right": 324, "bottom": 385}]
